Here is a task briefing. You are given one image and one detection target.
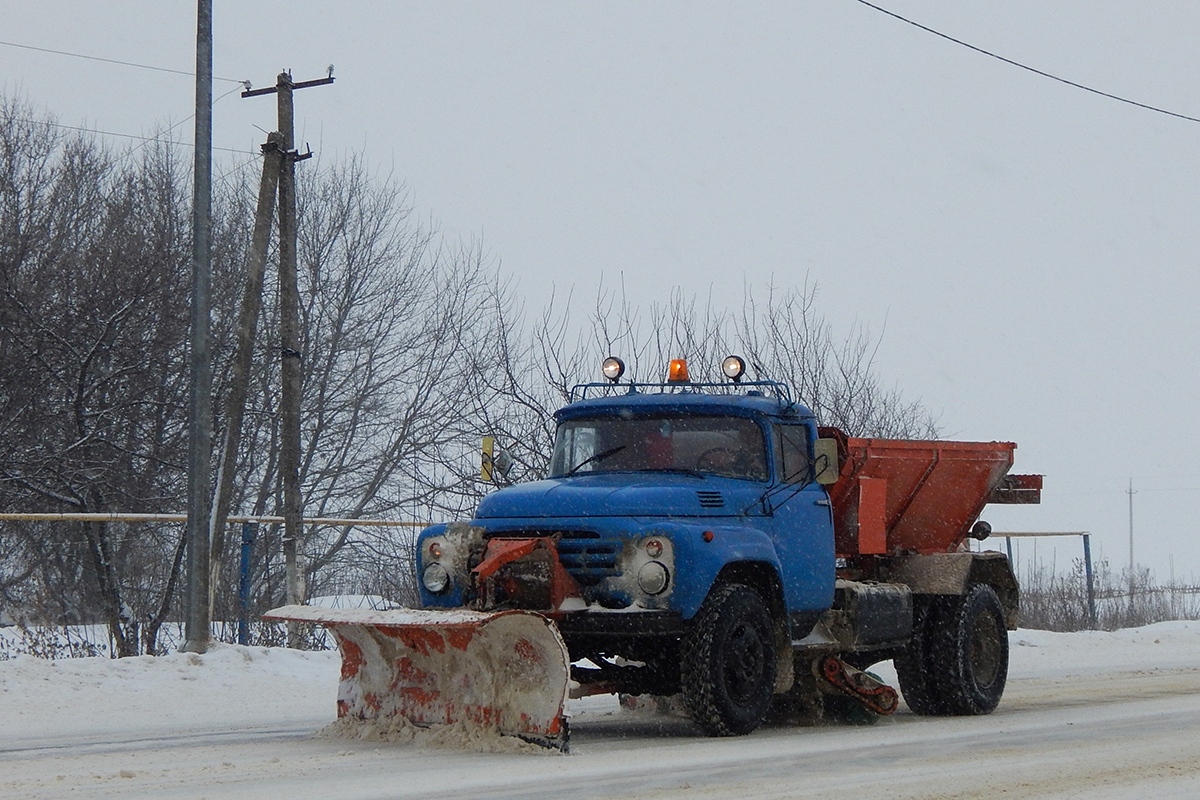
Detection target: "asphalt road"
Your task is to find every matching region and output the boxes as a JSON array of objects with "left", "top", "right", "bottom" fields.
[{"left": 3, "top": 667, "right": 1199, "bottom": 799}]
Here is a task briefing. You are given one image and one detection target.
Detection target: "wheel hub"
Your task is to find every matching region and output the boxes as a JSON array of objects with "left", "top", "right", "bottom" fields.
[
  {"left": 969, "top": 609, "right": 1002, "bottom": 687},
  {"left": 726, "top": 622, "right": 766, "bottom": 700}
]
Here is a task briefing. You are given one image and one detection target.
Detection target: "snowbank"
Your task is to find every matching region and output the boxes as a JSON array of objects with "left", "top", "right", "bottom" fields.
[
  {"left": 0, "top": 643, "right": 338, "bottom": 742},
  {"left": 1009, "top": 620, "right": 1200, "bottom": 677}
]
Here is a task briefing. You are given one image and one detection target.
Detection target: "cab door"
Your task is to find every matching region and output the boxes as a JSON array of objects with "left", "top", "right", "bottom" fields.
[{"left": 767, "top": 422, "right": 836, "bottom": 635}]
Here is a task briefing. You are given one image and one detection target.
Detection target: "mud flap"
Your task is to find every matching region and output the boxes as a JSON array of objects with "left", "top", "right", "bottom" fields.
[{"left": 264, "top": 605, "right": 571, "bottom": 751}]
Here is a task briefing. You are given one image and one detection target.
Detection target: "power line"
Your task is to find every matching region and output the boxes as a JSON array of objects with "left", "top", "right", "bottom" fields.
[
  {"left": 853, "top": 0, "right": 1200, "bottom": 125},
  {"left": 15, "top": 82, "right": 251, "bottom": 157},
  {"left": 117, "top": 84, "right": 246, "bottom": 162},
  {"left": 1051, "top": 486, "right": 1200, "bottom": 497},
  {"left": 0, "top": 39, "right": 247, "bottom": 85},
  {"left": 17, "top": 116, "right": 254, "bottom": 155}
]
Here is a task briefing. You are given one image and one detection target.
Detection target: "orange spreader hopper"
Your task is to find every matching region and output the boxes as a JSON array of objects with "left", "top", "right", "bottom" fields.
[
  {"left": 820, "top": 428, "right": 1042, "bottom": 557},
  {"left": 263, "top": 605, "right": 571, "bottom": 750}
]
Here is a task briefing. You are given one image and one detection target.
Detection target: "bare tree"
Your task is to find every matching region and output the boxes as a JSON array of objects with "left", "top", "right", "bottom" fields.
[
  {"left": 0, "top": 94, "right": 939, "bottom": 648},
  {"left": 0, "top": 99, "right": 201, "bottom": 654},
  {"left": 210, "top": 156, "right": 512, "bottom": 610},
  {"left": 459, "top": 276, "right": 940, "bottom": 495},
  {"left": 737, "top": 280, "right": 939, "bottom": 438}
]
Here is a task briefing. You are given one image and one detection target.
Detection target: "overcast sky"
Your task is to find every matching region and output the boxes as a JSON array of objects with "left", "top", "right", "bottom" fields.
[{"left": 5, "top": 1, "right": 1200, "bottom": 580}]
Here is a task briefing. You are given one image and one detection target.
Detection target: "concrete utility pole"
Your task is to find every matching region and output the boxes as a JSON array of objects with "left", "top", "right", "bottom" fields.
[
  {"left": 277, "top": 72, "right": 304, "bottom": 647},
  {"left": 182, "top": 0, "right": 214, "bottom": 654},
  {"left": 209, "top": 132, "right": 285, "bottom": 616},
  {"left": 242, "top": 71, "right": 332, "bottom": 646}
]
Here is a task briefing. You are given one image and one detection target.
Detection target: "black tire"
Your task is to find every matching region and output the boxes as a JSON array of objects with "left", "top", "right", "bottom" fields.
[
  {"left": 894, "top": 597, "right": 946, "bottom": 715},
  {"left": 767, "top": 657, "right": 824, "bottom": 725},
  {"left": 905, "top": 585, "right": 1009, "bottom": 716},
  {"left": 681, "top": 583, "right": 777, "bottom": 736}
]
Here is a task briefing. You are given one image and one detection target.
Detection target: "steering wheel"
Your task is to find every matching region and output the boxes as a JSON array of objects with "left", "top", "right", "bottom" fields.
[{"left": 696, "top": 446, "right": 739, "bottom": 472}]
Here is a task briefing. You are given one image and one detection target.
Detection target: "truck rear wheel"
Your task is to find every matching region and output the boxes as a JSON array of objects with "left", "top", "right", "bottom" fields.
[
  {"left": 681, "top": 583, "right": 776, "bottom": 736},
  {"left": 900, "top": 584, "right": 1008, "bottom": 716}
]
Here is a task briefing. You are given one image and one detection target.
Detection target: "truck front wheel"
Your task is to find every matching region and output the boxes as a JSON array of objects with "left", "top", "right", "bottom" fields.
[
  {"left": 902, "top": 584, "right": 1008, "bottom": 716},
  {"left": 681, "top": 583, "right": 776, "bottom": 736}
]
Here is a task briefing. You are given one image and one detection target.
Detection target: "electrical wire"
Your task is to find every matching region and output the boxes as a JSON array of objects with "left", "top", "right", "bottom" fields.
[
  {"left": 14, "top": 82, "right": 257, "bottom": 157},
  {"left": 853, "top": 0, "right": 1200, "bottom": 125},
  {"left": 17, "top": 116, "right": 255, "bottom": 156},
  {"left": 1054, "top": 486, "right": 1200, "bottom": 496},
  {"left": 2, "top": 38, "right": 257, "bottom": 155},
  {"left": 0, "top": 39, "right": 246, "bottom": 85},
  {"left": 116, "top": 84, "right": 248, "bottom": 161}
]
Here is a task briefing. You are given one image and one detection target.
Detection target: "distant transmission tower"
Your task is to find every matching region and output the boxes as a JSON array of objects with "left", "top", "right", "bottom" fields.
[{"left": 1127, "top": 478, "right": 1136, "bottom": 600}]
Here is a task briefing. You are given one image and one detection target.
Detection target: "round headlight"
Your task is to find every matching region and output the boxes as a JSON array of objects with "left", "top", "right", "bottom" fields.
[
  {"left": 422, "top": 563, "right": 450, "bottom": 594},
  {"left": 602, "top": 356, "right": 625, "bottom": 382},
  {"left": 637, "top": 561, "right": 669, "bottom": 595},
  {"left": 721, "top": 355, "right": 746, "bottom": 381}
]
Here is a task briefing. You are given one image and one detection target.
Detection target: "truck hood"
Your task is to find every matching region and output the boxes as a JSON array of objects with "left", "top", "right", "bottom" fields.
[{"left": 476, "top": 473, "right": 759, "bottom": 519}]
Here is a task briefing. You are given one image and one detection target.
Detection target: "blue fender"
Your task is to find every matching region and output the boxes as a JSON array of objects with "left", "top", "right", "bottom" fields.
[{"left": 657, "top": 521, "right": 784, "bottom": 620}]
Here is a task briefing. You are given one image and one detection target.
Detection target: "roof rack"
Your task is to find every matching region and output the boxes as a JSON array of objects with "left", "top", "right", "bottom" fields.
[{"left": 568, "top": 379, "right": 793, "bottom": 405}]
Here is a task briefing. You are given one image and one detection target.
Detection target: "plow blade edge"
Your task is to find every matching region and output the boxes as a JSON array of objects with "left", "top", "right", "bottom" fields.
[{"left": 263, "top": 605, "right": 571, "bottom": 750}]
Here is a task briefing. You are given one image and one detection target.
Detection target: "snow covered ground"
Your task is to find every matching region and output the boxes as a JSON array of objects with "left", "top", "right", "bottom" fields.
[{"left": 1, "top": 622, "right": 1198, "bottom": 798}]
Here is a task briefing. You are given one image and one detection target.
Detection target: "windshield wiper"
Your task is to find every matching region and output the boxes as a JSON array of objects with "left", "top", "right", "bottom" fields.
[{"left": 564, "top": 445, "right": 626, "bottom": 477}]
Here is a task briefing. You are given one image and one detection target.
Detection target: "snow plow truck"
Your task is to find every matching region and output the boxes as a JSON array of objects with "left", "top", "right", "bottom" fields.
[{"left": 268, "top": 356, "right": 1041, "bottom": 751}]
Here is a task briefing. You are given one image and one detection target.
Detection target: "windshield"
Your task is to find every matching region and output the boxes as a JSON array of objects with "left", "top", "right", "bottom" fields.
[{"left": 548, "top": 414, "right": 768, "bottom": 481}]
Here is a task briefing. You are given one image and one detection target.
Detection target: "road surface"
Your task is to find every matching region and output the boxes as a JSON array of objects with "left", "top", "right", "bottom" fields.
[{"left": 3, "top": 664, "right": 1198, "bottom": 799}]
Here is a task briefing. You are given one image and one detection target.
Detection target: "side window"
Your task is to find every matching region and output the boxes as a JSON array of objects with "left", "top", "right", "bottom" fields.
[
  {"left": 777, "top": 424, "right": 811, "bottom": 484},
  {"left": 549, "top": 424, "right": 597, "bottom": 475}
]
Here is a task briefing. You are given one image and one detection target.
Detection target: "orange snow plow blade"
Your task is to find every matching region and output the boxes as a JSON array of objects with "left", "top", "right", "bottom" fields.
[{"left": 263, "top": 605, "right": 571, "bottom": 751}]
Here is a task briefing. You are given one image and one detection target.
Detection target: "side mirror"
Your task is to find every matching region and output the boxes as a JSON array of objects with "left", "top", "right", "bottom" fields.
[
  {"left": 493, "top": 448, "right": 514, "bottom": 480},
  {"left": 481, "top": 436, "right": 513, "bottom": 482},
  {"left": 813, "top": 438, "right": 840, "bottom": 485}
]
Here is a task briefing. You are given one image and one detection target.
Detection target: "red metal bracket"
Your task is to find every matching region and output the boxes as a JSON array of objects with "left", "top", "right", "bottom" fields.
[{"left": 817, "top": 655, "right": 899, "bottom": 716}]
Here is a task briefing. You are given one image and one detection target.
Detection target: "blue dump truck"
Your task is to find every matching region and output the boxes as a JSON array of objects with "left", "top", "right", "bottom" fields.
[{"left": 269, "top": 356, "right": 1041, "bottom": 750}]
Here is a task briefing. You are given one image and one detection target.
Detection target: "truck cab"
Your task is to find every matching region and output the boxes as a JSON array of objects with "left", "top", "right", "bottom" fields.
[{"left": 418, "top": 372, "right": 834, "bottom": 633}]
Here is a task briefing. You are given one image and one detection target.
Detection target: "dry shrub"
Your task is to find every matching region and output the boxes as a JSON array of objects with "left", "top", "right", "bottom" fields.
[{"left": 1019, "top": 557, "right": 1200, "bottom": 631}]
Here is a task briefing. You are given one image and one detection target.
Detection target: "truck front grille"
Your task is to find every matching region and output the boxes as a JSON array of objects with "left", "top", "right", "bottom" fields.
[
  {"left": 484, "top": 529, "right": 622, "bottom": 587},
  {"left": 555, "top": 531, "right": 621, "bottom": 586}
]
